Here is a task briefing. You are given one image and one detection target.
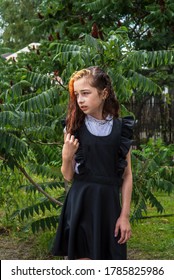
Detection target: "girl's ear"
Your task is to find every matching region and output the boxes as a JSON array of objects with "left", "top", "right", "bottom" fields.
[{"left": 102, "top": 88, "right": 108, "bottom": 100}]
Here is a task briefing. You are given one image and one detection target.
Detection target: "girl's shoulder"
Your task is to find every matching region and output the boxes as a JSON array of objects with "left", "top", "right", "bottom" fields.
[
  {"left": 113, "top": 115, "right": 134, "bottom": 130},
  {"left": 116, "top": 115, "right": 134, "bottom": 124},
  {"left": 119, "top": 116, "right": 135, "bottom": 139}
]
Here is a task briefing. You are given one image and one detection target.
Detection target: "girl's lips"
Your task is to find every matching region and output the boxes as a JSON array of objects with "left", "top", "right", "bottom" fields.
[{"left": 80, "top": 106, "right": 88, "bottom": 111}]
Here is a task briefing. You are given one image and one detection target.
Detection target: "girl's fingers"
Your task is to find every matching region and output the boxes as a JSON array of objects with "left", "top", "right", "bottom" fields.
[
  {"left": 66, "top": 134, "right": 78, "bottom": 144},
  {"left": 70, "top": 135, "right": 75, "bottom": 142},
  {"left": 74, "top": 138, "right": 79, "bottom": 146},
  {"left": 65, "top": 133, "right": 71, "bottom": 141},
  {"left": 65, "top": 134, "right": 79, "bottom": 150},
  {"left": 118, "top": 229, "right": 131, "bottom": 244},
  {"left": 114, "top": 225, "right": 119, "bottom": 237},
  {"left": 118, "top": 230, "right": 126, "bottom": 244}
]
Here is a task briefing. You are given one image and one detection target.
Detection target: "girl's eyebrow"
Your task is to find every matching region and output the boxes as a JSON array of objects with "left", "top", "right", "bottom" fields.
[{"left": 74, "top": 89, "right": 91, "bottom": 93}]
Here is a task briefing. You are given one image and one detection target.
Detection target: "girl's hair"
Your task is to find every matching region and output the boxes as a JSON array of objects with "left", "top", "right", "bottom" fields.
[{"left": 66, "top": 66, "right": 119, "bottom": 134}]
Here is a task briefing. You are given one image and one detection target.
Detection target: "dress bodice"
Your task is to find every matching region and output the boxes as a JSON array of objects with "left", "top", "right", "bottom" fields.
[{"left": 74, "top": 116, "right": 134, "bottom": 179}]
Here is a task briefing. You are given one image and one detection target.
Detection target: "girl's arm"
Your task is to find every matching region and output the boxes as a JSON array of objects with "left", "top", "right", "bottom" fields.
[
  {"left": 61, "top": 133, "right": 79, "bottom": 182},
  {"left": 120, "top": 150, "right": 133, "bottom": 218},
  {"left": 114, "top": 150, "right": 133, "bottom": 244}
]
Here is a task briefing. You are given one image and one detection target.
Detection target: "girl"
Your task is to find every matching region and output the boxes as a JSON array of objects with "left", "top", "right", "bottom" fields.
[{"left": 52, "top": 66, "right": 134, "bottom": 260}]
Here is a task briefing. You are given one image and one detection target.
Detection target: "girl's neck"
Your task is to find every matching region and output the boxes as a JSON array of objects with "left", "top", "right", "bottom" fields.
[
  {"left": 86, "top": 114, "right": 112, "bottom": 121},
  {"left": 87, "top": 114, "right": 104, "bottom": 120}
]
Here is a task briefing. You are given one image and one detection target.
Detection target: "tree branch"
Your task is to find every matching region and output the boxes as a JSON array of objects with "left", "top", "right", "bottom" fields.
[
  {"left": 15, "top": 162, "right": 63, "bottom": 206},
  {"left": 22, "top": 129, "right": 62, "bottom": 146},
  {"left": 139, "top": 213, "right": 174, "bottom": 219},
  {"left": 0, "top": 155, "right": 63, "bottom": 206},
  {"left": 29, "top": 140, "right": 62, "bottom": 146}
]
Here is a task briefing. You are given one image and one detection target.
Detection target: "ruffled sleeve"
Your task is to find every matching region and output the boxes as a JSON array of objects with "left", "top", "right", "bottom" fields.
[{"left": 118, "top": 116, "right": 135, "bottom": 176}]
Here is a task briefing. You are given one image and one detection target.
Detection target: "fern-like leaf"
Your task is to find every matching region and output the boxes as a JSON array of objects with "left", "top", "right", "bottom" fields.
[
  {"left": 26, "top": 71, "right": 52, "bottom": 89},
  {"left": 19, "top": 86, "right": 60, "bottom": 112},
  {"left": 31, "top": 215, "right": 59, "bottom": 233},
  {"left": 0, "top": 130, "right": 28, "bottom": 159},
  {"left": 19, "top": 181, "right": 65, "bottom": 192},
  {"left": 82, "top": 0, "right": 110, "bottom": 11},
  {"left": 128, "top": 70, "right": 162, "bottom": 94}
]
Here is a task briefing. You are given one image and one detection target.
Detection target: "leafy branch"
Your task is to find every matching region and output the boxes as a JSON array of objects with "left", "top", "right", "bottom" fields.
[
  {"left": 0, "top": 155, "right": 63, "bottom": 206},
  {"left": 15, "top": 162, "right": 63, "bottom": 206}
]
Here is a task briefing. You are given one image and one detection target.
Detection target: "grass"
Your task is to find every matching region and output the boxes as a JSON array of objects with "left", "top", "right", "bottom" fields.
[{"left": 128, "top": 191, "right": 174, "bottom": 260}]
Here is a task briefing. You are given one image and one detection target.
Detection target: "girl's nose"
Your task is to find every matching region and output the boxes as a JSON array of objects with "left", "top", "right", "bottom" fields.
[{"left": 78, "top": 96, "right": 85, "bottom": 103}]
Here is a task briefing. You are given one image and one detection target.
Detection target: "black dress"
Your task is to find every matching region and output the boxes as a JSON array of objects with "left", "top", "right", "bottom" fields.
[{"left": 52, "top": 116, "right": 134, "bottom": 260}]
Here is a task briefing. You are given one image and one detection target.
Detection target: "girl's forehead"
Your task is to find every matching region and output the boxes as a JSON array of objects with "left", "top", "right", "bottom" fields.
[{"left": 74, "top": 76, "right": 92, "bottom": 89}]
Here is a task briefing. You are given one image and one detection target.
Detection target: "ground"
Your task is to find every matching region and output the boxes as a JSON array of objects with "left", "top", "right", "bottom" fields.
[
  {"left": 0, "top": 236, "right": 30, "bottom": 259},
  {"left": 0, "top": 227, "right": 140, "bottom": 260},
  {"left": 0, "top": 227, "right": 54, "bottom": 260},
  {"left": 0, "top": 229, "right": 36, "bottom": 259}
]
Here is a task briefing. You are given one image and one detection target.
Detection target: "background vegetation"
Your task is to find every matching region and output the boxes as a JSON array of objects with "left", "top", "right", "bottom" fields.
[{"left": 0, "top": 0, "right": 173, "bottom": 259}]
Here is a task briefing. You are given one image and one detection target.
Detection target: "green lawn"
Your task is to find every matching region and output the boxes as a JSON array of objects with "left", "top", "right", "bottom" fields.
[{"left": 128, "top": 192, "right": 174, "bottom": 259}]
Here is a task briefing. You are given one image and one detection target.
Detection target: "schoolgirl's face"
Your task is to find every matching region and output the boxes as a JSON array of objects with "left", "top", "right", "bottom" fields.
[{"left": 73, "top": 76, "right": 107, "bottom": 120}]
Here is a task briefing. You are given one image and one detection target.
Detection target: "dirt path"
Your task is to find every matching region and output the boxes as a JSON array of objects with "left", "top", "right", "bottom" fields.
[{"left": 0, "top": 232, "right": 36, "bottom": 260}]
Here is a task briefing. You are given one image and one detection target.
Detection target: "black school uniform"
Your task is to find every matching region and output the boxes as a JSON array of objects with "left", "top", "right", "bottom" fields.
[{"left": 52, "top": 116, "right": 134, "bottom": 260}]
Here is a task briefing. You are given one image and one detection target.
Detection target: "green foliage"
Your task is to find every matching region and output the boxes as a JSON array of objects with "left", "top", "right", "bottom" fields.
[
  {"left": 0, "top": 166, "right": 32, "bottom": 228},
  {"left": 131, "top": 139, "right": 174, "bottom": 221},
  {"left": 0, "top": 0, "right": 174, "bottom": 234},
  {"left": 0, "top": 51, "right": 66, "bottom": 232},
  {"left": 0, "top": 0, "right": 42, "bottom": 49},
  {"left": 129, "top": 192, "right": 174, "bottom": 260},
  {"left": 31, "top": 216, "right": 59, "bottom": 233},
  {"left": 12, "top": 194, "right": 64, "bottom": 233}
]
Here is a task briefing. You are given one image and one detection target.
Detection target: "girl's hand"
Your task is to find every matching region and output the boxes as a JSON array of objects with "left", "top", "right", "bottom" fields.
[
  {"left": 62, "top": 133, "right": 79, "bottom": 161},
  {"left": 114, "top": 216, "right": 132, "bottom": 244}
]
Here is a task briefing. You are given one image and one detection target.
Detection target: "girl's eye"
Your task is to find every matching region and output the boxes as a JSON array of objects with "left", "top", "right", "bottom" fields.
[{"left": 74, "top": 91, "right": 90, "bottom": 98}]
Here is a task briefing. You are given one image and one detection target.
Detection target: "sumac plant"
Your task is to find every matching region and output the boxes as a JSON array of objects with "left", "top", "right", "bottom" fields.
[{"left": 0, "top": 30, "right": 174, "bottom": 232}]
